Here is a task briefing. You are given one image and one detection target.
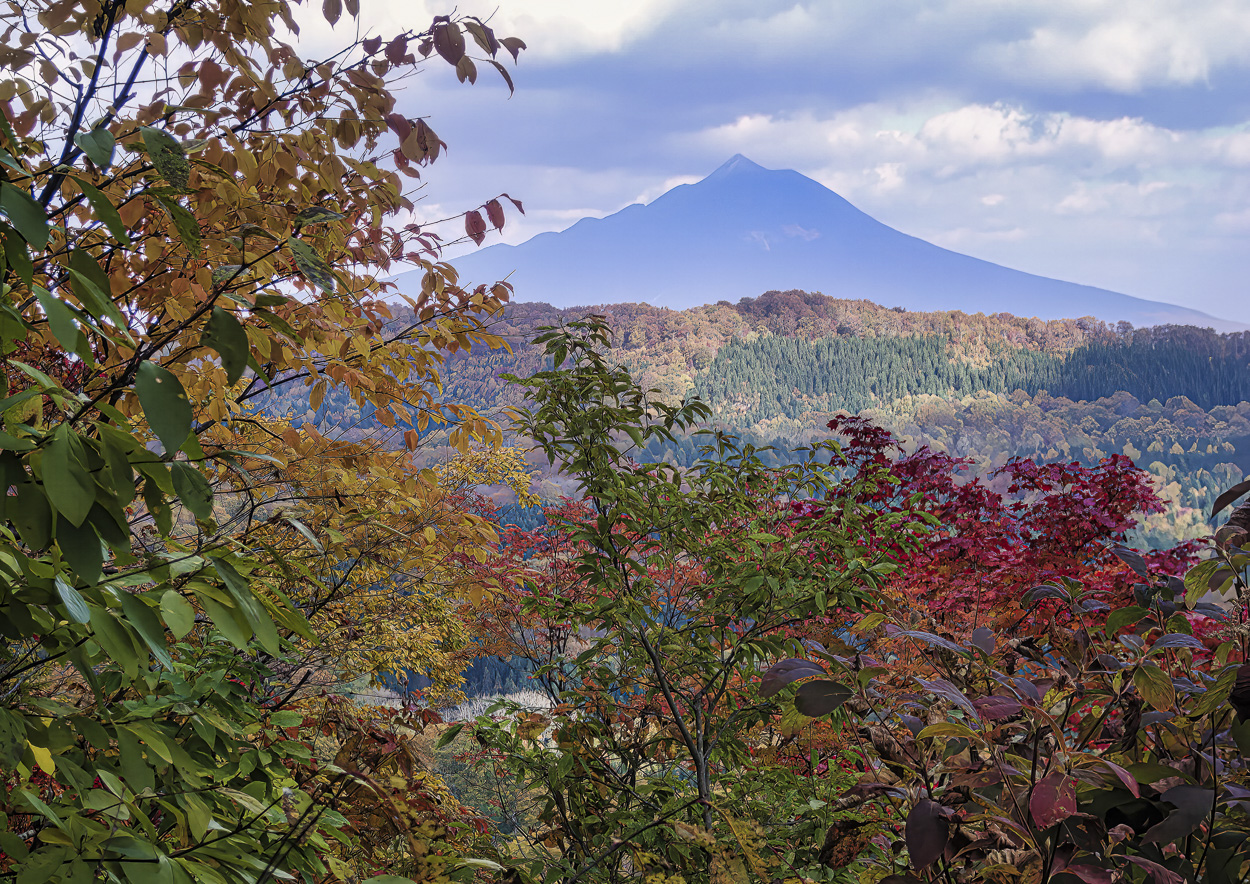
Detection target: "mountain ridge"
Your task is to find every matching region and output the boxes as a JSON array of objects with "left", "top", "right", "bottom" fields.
[{"left": 394, "top": 155, "right": 1242, "bottom": 332}]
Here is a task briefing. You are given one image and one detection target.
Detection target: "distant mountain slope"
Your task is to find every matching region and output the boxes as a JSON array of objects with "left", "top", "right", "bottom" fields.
[{"left": 394, "top": 155, "right": 1241, "bottom": 332}]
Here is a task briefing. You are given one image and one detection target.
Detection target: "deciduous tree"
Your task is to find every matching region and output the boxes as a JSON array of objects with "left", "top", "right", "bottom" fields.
[{"left": 0, "top": 1, "right": 526, "bottom": 881}]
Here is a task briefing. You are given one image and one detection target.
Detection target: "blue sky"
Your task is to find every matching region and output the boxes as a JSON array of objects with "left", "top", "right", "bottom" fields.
[{"left": 305, "top": 1, "right": 1250, "bottom": 323}]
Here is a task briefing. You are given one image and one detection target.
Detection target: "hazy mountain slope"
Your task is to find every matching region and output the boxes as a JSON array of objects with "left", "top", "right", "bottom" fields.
[{"left": 395, "top": 155, "right": 1241, "bottom": 331}]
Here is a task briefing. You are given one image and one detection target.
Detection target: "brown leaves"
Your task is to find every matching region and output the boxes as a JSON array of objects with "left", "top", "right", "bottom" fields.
[
  {"left": 430, "top": 18, "right": 464, "bottom": 64},
  {"left": 322, "top": 0, "right": 341, "bottom": 26}
]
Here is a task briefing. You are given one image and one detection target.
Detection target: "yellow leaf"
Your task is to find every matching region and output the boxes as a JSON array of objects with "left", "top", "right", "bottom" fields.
[{"left": 28, "top": 742, "right": 55, "bottom": 776}]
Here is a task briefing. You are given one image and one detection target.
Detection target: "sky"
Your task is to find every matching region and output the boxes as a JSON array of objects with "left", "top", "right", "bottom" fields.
[{"left": 299, "top": 1, "right": 1250, "bottom": 323}]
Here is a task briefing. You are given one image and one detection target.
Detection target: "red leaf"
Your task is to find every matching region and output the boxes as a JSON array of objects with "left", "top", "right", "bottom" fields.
[
  {"left": 1029, "top": 771, "right": 1077, "bottom": 828},
  {"left": 501, "top": 193, "right": 524, "bottom": 214},
  {"left": 465, "top": 210, "right": 487, "bottom": 246},
  {"left": 972, "top": 695, "right": 1022, "bottom": 720},
  {"left": 385, "top": 114, "right": 412, "bottom": 141},
  {"left": 1124, "top": 857, "right": 1184, "bottom": 884},
  {"left": 905, "top": 799, "right": 949, "bottom": 870},
  {"left": 1066, "top": 865, "right": 1113, "bottom": 884},
  {"left": 1090, "top": 758, "right": 1140, "bottom": 797},
  {"left": 485, "top": 199, "right": 506, "bottom": 231}
]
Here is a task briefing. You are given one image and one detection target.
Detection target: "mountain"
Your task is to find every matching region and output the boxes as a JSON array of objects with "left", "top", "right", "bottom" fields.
[{"left": 395, "top": 155, "right": 1241, "bottom": 331}]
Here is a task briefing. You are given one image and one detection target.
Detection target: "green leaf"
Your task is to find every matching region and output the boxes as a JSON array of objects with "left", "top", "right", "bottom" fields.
[
  {"left": 58, "top": 519, "right": 104, "bottom": 585},
  {"left": 90, "top": 607, "right": 143, "bottom": 680},
  {"left": 1184, "top": 558, "right": 1225, "bottom": 606},
  {"left": 435, "top": 722, "right": 465, "bottom": 749},
  {"left": 2, "top": 226, "right": 32, "bottom": 285},
  {"left": 118, "top": 592, "right": 172, "bottom": 669},
  {"left": 0, "top": 709, "right": 27, "bottom": 769},
  {"left": 74, "top": 128, "right": 115, "bottom": 169},
  {"left": 252, "top": 307, "right": 298, "bottom": 341},
  {"left": 160, "top": 590, "right": 196, "bottom": 640},
  {"left": 294, "top": 206, "right": 346, "bottom": 226},
  {"left": 55, "top": 576, "right": 91, "bottom": 624},
  {"left": 286, "top": 236, "right": 335, "bottom": 292},
  {"left": 1133, "top": 661, "right": 1176, "bottom": 711},
  {"left": 43, "top": 426, "right": 95, "bottom": 527},
  {"left": 140, "top": 126, "right": 189, "bottom": 190},
  {"left": 154, "top": 195, "right": 201, "bottom": 255},
  {"left": 135, "top": 361, "right": 192, "bottom": 454},
  {"left": 197, "top": 594, "right": 251, "bottom": 650},
  {"left": 170, "top": 461, "right": 213, "bottom": 521},
  {"left": 33, "top": 287, "right": 80, "bottom": 352},
  {"left": 201, "top": 307, "right": 248, "bottom": 384},
  {"left": 69, "top": 249, "right": 130, "bottom": 335},
  {"left": 12, "top": 482, "right": 52, "bottom": 548},
  {"left": 73, "top": 178, "right": 130, "bottom": 244},
  {"left": 794, "top": 679, "right": 852, "bottom": 716},
  {"left": 0, "top": 181, "right": 48, "bottom": 249},
  {"left": 211, "top": 556, "right": 280, "bottom": 655},
  {"left": 284, "top": 516, "right": 322, "bottom": 552},
  {"left": 1105, "top": 605, "right": 1149, "bottom": 638}
]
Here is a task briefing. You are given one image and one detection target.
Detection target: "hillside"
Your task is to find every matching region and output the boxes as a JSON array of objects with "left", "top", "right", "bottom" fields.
[
  {"left": 253, "top": 291, "right": 1249, "bottom": 546},
  {"left": 397, "top": 155, "right": 1242, "bottom": 331}
]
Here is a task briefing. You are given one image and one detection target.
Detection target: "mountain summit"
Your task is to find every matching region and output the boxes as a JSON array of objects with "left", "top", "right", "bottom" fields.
[{"left": 411, "top": 157, "right": 1239, "bottom": 330}]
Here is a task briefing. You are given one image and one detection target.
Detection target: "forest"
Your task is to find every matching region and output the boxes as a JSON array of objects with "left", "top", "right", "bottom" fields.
[
  {"left": 253, "top": 295, "right": 1248, "bottom": 549},
  {"left": 2, "top": 4, "right": 1250, "bottom": 884}
]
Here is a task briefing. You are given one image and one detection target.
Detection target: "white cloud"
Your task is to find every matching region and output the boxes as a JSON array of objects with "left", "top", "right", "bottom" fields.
[{"left": 977, "top": 0, "right": 1250, "bottom": 92}]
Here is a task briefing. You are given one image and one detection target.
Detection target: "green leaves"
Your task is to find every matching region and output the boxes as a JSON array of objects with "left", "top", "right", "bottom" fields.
[
  {"left": 0, "top": 181, "right": 48, "bottom": 249},
  {"left": 794, "top": 679, "right": 852, "bottom": 716},
  {"left": 33, "top": 287, "right": 82, "bottom": 353},
  {"left": 154, "top": 194, "right": 202, "bottom": 255},
  {"left": 286, "top": 236, "right": 335, "bottom": 292},
  {"left": 159, "top": 592, "right": 196, "bottom": 639},
  {"left": 43, "top": 425, "right": 95, "bottom": 527},
  {"left": 1134, "top": 661, "right": 1176, "bottom": 711},
  {"left": 171, "top": 461, "right": 213, "bottom": 521},
  {"left": 201, "top": 307, "right": 249, "bottom": 384},
  {"left": 55, "top": 577, "right": 91, "bottom": 624},
  {"left": 74, "top": 127, "right": 115, "bottom": 169},
  {"left": 140, "top": 126, "right": 190, "bottom": 190},
  {"left": 135, "top": 361, "right": 192, "bottom": 454},
  {"left": 293, "top": 206, "right": 346, "bottom": 226}
]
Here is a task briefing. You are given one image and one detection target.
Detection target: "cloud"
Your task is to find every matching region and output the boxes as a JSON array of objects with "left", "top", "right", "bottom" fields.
[{"left": 286, "top": 2, "right": 1250, "bottom": 321}]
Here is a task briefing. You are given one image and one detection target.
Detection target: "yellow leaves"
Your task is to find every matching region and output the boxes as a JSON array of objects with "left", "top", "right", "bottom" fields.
[{"left": 145, "top": 32, "right": 167, "bottom": 57}]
